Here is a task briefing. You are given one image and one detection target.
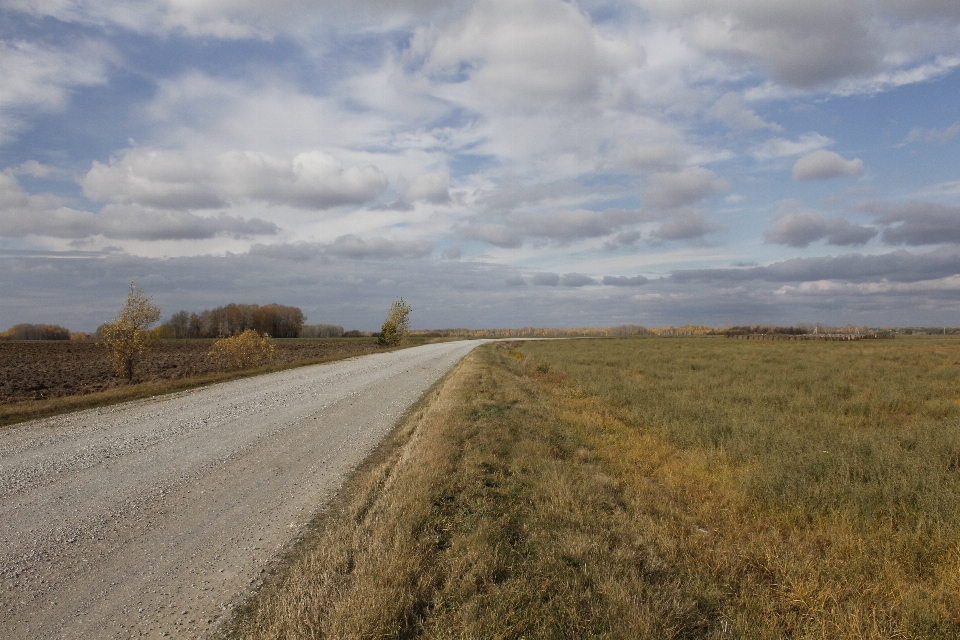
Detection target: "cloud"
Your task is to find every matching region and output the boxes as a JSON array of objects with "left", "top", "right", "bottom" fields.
[
  {"left": 474, "top": 178, "right": 589, "bottom": 211},
  {"left": 820, "top": 219, "right": 877, "bottom": 246},
  {"left": 856, "top": 201, "right": 960, "bottom": 245},
  {"left": 324, "top": 234, "right": 433, "bottom": 260},
  {"left": 636, "top": 0, "right": 960, "bottom": 91},
  {"left": 652, "top": 209, "right": 723, "bottom": 241},
  {"left": 0, "top": 172, "right": 278, "bottom": 240},
  {"left": 441, "top": 245, "right": 462, "bottom": 260},
  {"left": 765, "top": 208, "right": 876, "bottom": 247},
  {"left": 612, "top": 142, "right": 687, "bottom": 173},
  {"left": 707, "top": 92, "right": 782, "bottom": 133},
  {"left": 251, "top": 236, "right": 435, "bottom": 262},
  {"left": 603, "top": 230, "right": 642, "bottom": 250},
  {"left": 98, "top": 207, "right": 279, "bottom": 241},
  {"left": 403, "top": 170, "right": 450, "bottom": 204},
  {"left": 792, "top": 150, "right": 864, "bottom": 181},
  {"left": 459, "top": 224, "right": 522, "bottom": 249},
  {"left": 459, "top": 208, "right": 643, "bottom": 247},
  {"left": 602, "top": 275, "right": 648, "bottom": 286},
  {"left": 82, "top": 149, "right": 389, "bottom": 210},
  {"left": 671, "top": 247, "right": 960, "bottom": 285},
  {"left": 12, "top": 160, "right": 53, "bottom": 178},
  {"left": 421, "top": 0, "right": 643, "bottom": 109},
  {"left": 645, "top": 167, "right": 727, "bottom": 209},
  {"left": 532, "top": 272, "right": 560, "bottom": 286},
  {"left": 638, "top": 1, "right": 875, "bottom": 88},
  {"left": 227, "top": 151, "right": 389, "bottom": 209},
  {"left": 4, "top": 0, "right": 451, "bottom": 40},
  {"left": 561, "top": 272, "right": 595, "bottom": 287},
  {"left": 248, "top": 241, "right": 322, "bottom": 261},
  {"left": 751, "top": 133, "right": 832, "bottom": 160},
  {"left": 0, "top": 39, "right": 117, "bottom": 144},
  {"left": 83, "top": 150, "right": 223, "bottom": 209},
  {"left": 901, "top": 122, "right": 960, "bottom": 146}
]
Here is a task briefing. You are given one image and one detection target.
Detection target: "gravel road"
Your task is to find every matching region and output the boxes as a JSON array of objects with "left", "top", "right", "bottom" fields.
[{"left": 0, "top": 340, "right": 488, "bottom": 639}]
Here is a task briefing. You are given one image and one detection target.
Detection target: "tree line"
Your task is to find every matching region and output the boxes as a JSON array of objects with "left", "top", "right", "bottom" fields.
[
  {"left": 0, "top": 323, "right": 72, "bottom": 340},
  {"left": 408, "top": 325, "right": 652, "bottom": 338},
  {"left": 160, "top": 303, "right": 305, "bottom": 339}
]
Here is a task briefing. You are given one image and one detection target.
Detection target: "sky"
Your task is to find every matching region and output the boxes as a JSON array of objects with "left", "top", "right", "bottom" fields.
[{"left": 2, "top": 0, "right": 960, "bottom": 331}]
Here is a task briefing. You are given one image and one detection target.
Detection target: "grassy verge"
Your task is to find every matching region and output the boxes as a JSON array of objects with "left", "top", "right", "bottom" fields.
[
  {"left": 221, "top": 337, "right": 960, "bottom": 639},
  {"left": 0, "top": 338, "right": 441, "bottom": 429}
]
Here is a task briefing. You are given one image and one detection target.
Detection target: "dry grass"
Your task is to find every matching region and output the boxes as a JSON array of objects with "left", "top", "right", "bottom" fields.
[{"left": 221, "top": 337, "right": 960, "bottom": 639}]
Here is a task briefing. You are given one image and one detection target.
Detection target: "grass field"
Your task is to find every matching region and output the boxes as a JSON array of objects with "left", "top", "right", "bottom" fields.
[{"left": 223, "top": 336, "right": 960, "bottom": 639}]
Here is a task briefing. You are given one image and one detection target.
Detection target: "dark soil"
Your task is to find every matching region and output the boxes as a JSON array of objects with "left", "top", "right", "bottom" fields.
[{"left": 0, "top": 339, "right": 381, "bottom": 405}]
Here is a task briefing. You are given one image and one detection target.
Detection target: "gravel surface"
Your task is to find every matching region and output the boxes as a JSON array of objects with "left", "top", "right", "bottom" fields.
[{"left": 0, "top": 340, "right": 488, "bottom": 639}]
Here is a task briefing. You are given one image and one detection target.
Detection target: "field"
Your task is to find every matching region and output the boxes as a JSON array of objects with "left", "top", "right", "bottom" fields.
[
  {"left": 223, "top": 336, "right": 960, "bottom": 639},
  {"left": 0, "top": 339, "right": 384, "bottom": 405}
]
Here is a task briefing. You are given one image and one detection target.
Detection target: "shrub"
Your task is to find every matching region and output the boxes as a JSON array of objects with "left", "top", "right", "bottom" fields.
[{"left": 209, "top": 329, "right": 275, "bottom": 371}]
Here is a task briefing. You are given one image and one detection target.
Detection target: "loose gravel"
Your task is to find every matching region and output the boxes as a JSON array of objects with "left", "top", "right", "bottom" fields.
[{"left": 0, "top": 340, "right": 488, "bottom": 639}]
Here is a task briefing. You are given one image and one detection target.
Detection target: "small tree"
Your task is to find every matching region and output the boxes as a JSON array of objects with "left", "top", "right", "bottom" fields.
[
  {"left": 209, "top": 329, "right": 275, "bottom": 371},
  {"left": 100, "top": 282, "right": 162, "bottom": 381},
  {"left": 378, "top": 298, "right": 412, "bottom": 347}
]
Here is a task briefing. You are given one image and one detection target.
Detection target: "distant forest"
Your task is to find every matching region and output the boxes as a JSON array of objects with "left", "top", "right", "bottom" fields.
[
  {"left": 160, "top": 303, "right": 307, "bottom": 339},
  {"left": 0, "top": 324, "right": 72, "bottom": 340},
  {"left": 2, "top": 317, "right": 955, "bottom": 341}
]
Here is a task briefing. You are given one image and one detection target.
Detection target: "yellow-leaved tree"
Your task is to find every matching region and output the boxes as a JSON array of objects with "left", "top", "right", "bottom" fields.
[
  {"left": 378, "top": 298, "right": 412, "bottom": 347},
  {"left": 100, "top": 282, "right": 161, "bottom": 381}
]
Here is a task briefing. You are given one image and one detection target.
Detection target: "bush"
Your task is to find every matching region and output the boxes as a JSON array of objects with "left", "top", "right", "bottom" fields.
[{"left": 209, "top": 330, "right": 275, "bottom": 371}]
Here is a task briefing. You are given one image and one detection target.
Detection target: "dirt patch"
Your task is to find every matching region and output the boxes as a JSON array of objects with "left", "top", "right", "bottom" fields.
[{"left": 0, "top": 339, "right": 381, "bottom": 405}]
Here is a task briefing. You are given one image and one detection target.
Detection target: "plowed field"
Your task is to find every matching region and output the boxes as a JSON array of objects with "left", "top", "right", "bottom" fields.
[{"left": 0, "top": 339, "right": 381, "bottom": 404}]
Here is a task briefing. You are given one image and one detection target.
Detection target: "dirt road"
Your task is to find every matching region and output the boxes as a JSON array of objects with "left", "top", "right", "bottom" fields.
[{"left": 0, "top": 340, "right": 488, "bottom": 639}]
